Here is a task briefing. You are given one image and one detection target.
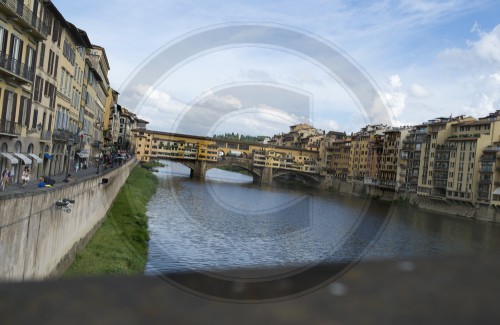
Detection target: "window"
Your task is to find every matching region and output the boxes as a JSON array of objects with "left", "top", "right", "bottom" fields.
[
  {"left": 10, "top": 35, "right": 22, "bottom": 73},
  {"left": 3, "top": 91, "right": 15, "bottom": 122},
  {"left": 26, "top": 46, "right": 36, "bottom": 72},
  {"left": 0, "top": 25, "right": 7, "bottom": 54},
  {"left": 34, "top": 76, "right": 43, "bottom": 102},
  {"left": 48, "top": 50, "right": 54, "bottom": 75},
  {"left": 18, "top": 96, "right": 28, "bottom": 126},
  {"left": 63, "top": 39, "right": 75, "bottom": 65},
  {"left": 59, "top": 68, "right": 65, "bottom": 92},
  {"left": 32, "top": 109, "right": 38, "bottom": 129},
  {"left": 39, "top": 43, "right": 45, "bottom": 68}
]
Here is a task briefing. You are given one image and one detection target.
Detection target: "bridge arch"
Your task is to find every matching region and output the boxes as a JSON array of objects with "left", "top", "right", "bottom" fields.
[
  {"left": 207, "top": 161, "right": 262, "bottom": 179},
  {"left": 157, "top": 158, "right": 197, "bottom": 172},
  {"left": 272, "top": 169, "right": 322, "bottom": 185}
]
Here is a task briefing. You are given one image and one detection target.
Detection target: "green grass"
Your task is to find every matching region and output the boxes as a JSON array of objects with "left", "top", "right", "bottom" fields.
[
  {"left": 141, "top": 161, "right": 165, "bottom": 171},
  {"left": 64, "top": 166, "right": 158, "bottom": 277}
]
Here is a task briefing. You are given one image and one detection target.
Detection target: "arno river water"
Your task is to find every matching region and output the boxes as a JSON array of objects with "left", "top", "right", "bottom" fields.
[{"left": 145, "top": 161, "right": 500, "bottom": 275}]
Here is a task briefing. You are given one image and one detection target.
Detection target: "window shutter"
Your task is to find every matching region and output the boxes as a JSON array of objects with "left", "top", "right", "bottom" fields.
[
  {"left": 26, "top": 98, "right": 31, "bottom": 127},
  {"left": 18, "top": 40, "right": 23, "bottom": 64},
  {"left": 32, "top": 108, "right": 37, "bottom": 129},
  {"left": 54, "top": 55, "right": 58, "bottom": 78},
  {"left": 2, "top": 90, "right": 9, "bottom": 122},
  {"left": 9, "top": 35, "right": 14, "bottom": 57},
  {"left": 32, "top": 46, "right": 37, "bottom": 69},
  {"left": 0, "top": 88, "right": 4, "bottom": 122},
  {"left": 18, "top": 96, "right": 25, "bottom": 124},
  {"left": 1, "top": 29, "right": 7, "bottom": 54},
  {"left": 39, "top": 43, "right": 45, "bottom": 69},
  {"left": 11, "top": 93, "right": 17, "bottom": 122}
]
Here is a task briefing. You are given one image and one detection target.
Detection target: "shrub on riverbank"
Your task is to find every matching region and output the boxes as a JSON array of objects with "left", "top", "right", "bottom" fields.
[
  {"left": 141, "top": 161, "right": 165, "bottom": 171},
  {"left": 64, "top": 166, "right": 158, "bottom": 276}
]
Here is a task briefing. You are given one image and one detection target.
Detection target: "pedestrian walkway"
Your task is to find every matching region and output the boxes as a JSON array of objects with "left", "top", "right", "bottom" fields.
[{"left": 0, "top": 162, "right": 125, "bottom": 198}]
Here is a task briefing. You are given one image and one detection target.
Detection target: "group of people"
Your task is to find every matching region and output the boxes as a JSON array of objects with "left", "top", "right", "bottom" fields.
[
  {"left": 1, "top": 167, "right": 30, "bottom": 191},
  {"left": 37, "top": 176, "right": 56, "bottom": 188}
]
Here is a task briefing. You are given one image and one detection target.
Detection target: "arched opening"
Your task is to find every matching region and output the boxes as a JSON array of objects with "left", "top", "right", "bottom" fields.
[
  {"left": 14, "top": 141, "right": 21, "bottom": 153},
  {"left": 0, "top": 143, "right": 7, "bottom": 153},
  {"left": 273, "top": 171, "right": 319, "bottom": 187},
  {"left": 27, "top": 143, "right": 34, "bottom": 154}
]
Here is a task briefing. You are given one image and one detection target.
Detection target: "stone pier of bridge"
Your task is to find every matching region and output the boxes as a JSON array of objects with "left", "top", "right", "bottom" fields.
[
  {"left": 188, "top": 160, "right": 274, "bottom": 185},
  {"left": 189, "top": 160, "right": 208, "bottom": 179}
]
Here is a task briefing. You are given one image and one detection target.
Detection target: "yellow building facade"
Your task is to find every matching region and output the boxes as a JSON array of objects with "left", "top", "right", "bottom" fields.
[{"left": 0, "top": 0, "right": 48, "bottom": 182}]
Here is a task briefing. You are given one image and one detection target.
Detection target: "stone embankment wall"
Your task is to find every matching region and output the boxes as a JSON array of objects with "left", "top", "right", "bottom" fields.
[
  {"left": 325, "top": 178, "right": 500, "bottom": 223},
  {"left": 0, "top": 159, "right": 138, "bottom": 281}
]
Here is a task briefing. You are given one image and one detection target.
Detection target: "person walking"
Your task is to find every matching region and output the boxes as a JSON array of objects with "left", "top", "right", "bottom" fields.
[
  {"left": 2, "top": 169, "right": 9, "bottom": 191},
  {"left": 22, "top": 167, "right": 30, "bottom": 188}
]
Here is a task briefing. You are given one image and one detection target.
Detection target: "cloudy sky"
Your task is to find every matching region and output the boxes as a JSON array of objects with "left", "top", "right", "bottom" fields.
[{"left": 52, "top": 0, "right": 500, "bottom": 137}]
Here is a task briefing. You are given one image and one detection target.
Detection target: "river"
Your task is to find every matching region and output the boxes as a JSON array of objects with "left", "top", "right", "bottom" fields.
[{"left": 145, "top": 161, "right": 500, "bottom": 276}]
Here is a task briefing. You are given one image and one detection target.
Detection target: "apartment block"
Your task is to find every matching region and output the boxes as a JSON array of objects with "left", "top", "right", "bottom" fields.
[
  {"left": 0, "top": 0, "right": 48, "bottom": 182},
  {"left": 0, "top": 1, "right": 114, "bottom": 182},
  {"left": 379, "top": 127, "right": 410, "bottom": 191},
  {"left": 445, "top": 112, "right": 500, "bottom": 204},
  {"left": 348, "top": 125, "right": 386, "bottom": 182}
]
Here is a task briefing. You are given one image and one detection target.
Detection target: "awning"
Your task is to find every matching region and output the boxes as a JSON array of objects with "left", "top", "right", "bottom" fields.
[
  {"left": 493, "top": 187, "right": 500, "bottom": 195},
  {"left": 13, "top": 153, "right": 32, "bottom": 165},
  {"left": 0, "top": 153, "right": 19, "bottom": 164},
  {"left": 77, "top": 152, "right": 89, "bottom": 159},
  {"left": 29, "top": 153, "right": 43, "bottom": 164},
  {"left": 44, "top": 153, "right": 53, "bottom": 159}
]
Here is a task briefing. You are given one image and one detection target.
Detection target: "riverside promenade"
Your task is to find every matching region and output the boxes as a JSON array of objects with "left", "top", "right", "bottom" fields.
[{"left": 0, "top": 163, "right": 124, "bottom": 199}]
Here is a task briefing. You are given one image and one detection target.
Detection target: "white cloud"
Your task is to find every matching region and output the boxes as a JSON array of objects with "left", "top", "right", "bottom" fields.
[
  {"left": 390, "top": 75, "right": 402, "bottom": 88},
  {"left": 464, "top": 72, "right": 500, "bottom": 116},
  {"left": 328, "top": 120, "right": 340, "bottom": 131},
  {"left": 472, "top": 25, "right": 500, "bottom": 63},
  {"left": 440, "top": 24, "right": 500, "bottom": 65},
  {"left": 409, "top": 84, "right": 431, "bottom": 98},
  {"left": 200, "top": 94, "right": 243, "bottom": 110}
]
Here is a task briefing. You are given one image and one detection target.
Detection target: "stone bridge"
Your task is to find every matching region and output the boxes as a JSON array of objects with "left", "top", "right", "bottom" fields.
[{"left": 167, "top": 158, "right": 323, "bottom": 185}]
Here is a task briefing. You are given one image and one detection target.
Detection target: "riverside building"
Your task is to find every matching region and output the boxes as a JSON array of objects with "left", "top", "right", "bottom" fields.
[{"left": 0, "top": 1, "right": 113, "bottom": 183}]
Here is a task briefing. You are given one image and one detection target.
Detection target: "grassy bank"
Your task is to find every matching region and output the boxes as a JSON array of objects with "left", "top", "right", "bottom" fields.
[{"left": 64, "top": 166, "right": 158, "bottom": 277}]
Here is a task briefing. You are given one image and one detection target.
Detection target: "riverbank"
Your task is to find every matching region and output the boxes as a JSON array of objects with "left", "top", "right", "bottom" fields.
[
  {"left": 64, "top": 166, "right": 158, "bottom": 276},
  {"left": 326, "top": 178, "right": 500, "bottom": 223}
]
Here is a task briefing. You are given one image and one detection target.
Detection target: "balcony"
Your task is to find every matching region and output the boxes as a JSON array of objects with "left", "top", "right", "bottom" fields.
[
  {"left": 0, "top": 0, "right": 49, "bottom": 40},
  {"left": 480, "top": 156, "right": 496, "bottom": 162},
  {"left": 0, "top": 52, "right": 35, "bottom": 82},
  {"left": 483, "top": 146, "right": 500, "bottom": 153},
  {"left": 52, "top": 129, "right": 74, "bottom": 142},
  {"left": 40, "top": 130, "right": 51, "bottom": 141},
  {"left": 479, "top": 179, "right": 493, "bottom": 185},
  {"left": 0, "top": 119, "right": 21, "bottom": 136}
]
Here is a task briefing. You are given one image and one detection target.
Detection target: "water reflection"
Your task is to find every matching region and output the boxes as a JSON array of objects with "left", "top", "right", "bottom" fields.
[{"left": 146, "top": 161, "right": 500, "bottom": 275}]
